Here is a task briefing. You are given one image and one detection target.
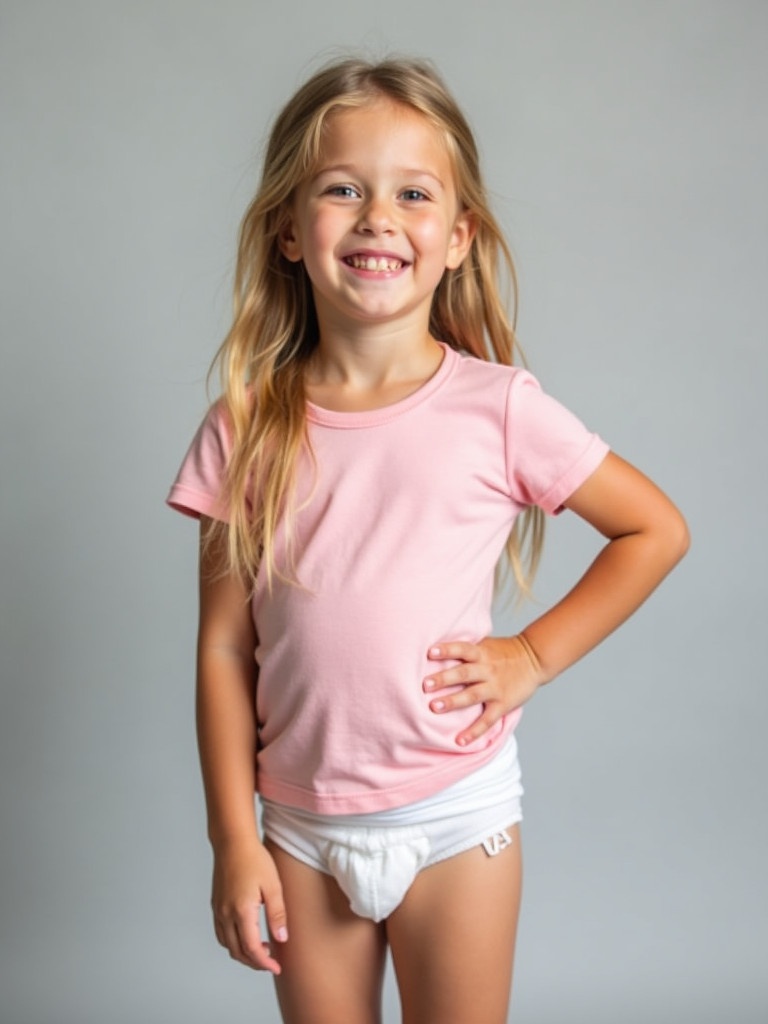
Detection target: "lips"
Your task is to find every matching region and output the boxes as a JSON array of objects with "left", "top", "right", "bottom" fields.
[{"left": 342, "top": 253, "right": 407, "bottom": 272}]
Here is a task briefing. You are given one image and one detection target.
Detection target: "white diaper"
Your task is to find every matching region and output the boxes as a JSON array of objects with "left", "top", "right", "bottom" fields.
[
  {"left": 323, "top": 825, "right": 432, "bottom": 921},
  {"left": 261, "top": 736, "right": 523, "bottom": 921}
]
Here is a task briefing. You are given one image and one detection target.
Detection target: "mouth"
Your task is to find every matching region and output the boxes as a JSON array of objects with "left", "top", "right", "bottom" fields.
[{"left": 342, "top": 254, "right": 408, "bottom": 273}]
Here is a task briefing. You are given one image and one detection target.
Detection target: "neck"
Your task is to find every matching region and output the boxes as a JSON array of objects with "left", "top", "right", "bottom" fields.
[
  {"left": 308, "top": 314, "right": 442, "bottom": 391},
  {"left": 303, "top": 316, "right": 446, "bottom": 414}
]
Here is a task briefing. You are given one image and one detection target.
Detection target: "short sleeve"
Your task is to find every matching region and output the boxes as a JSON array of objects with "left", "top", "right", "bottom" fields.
[
  {"left": 166, "top": 401, "right": 233, "bottom": 522},
  {"left": 504, "top": 369, "right": 610, "bottom": 514}
]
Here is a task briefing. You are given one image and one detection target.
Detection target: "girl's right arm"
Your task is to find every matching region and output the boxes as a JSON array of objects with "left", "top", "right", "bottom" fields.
[{"left": 196, "top": 515, "right": 287, "bottom": 974}]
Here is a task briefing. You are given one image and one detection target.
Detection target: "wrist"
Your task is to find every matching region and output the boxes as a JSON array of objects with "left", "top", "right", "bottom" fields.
[
  {"left": 515, "top": 631, "right": 551, "bottom": 686},
  {"left": 208, "top": 828, "right": 263, "bottom": 856}
]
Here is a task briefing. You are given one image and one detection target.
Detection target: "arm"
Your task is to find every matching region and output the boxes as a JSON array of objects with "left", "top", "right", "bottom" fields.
[
  {"left": 424, "top": 453, "right": 690, "bottom": 745},
  {"left": 197, "top": 515, "right": 287, "bottom": 973}
]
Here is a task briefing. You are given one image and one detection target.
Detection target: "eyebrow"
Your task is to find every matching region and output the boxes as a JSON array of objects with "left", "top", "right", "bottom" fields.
[{"left": 313, "top": 164, "right": 446, "bottom": 189}]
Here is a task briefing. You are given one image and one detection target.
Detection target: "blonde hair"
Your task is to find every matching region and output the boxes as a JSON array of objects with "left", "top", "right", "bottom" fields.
[{"left": 210, "top": 56, "right": 544, "bottom": 594}]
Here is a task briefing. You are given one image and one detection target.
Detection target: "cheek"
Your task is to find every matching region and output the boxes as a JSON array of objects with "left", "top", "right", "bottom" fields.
[
  {"left": 413, "top": 216, "right": 454, "bottom": 256},
  {"left": 297, "top": 213, "right": 342, "bottom": 281},
  {"left": 307, "top": 209, "right": 345, "bottom": 249}
]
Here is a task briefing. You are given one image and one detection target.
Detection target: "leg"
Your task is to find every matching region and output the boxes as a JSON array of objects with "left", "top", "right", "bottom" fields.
[
  {"left": 264, "top": 838, "right": 388, "bottom": 1024},
  {"left": 386, "top": 824, "right": 522, "bottom": 1024}
]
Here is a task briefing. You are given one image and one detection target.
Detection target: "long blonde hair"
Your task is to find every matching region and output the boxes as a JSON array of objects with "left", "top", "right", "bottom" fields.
[{"left": 210, "top": 56, "right": 544, "bottom": 593}]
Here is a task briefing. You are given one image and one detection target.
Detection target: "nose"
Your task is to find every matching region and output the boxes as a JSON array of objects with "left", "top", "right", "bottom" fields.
[{"left": 357, "top": 194, "right": 395, "bottom": 235}]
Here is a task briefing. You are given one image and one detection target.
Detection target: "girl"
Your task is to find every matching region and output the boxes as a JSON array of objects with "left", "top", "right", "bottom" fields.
[{"left": 167, "top": 57, "right": 688, "bottom": 1024}]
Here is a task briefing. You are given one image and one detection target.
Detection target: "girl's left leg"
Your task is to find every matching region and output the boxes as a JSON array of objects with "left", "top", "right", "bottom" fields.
[{"left": 385, "top": 824, "right": 522, "bottom": 1024}]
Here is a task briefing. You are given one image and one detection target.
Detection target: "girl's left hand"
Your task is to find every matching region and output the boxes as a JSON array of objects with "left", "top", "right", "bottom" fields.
[{"left": 424, "top": 636, "right": 546, "bottom": 747}]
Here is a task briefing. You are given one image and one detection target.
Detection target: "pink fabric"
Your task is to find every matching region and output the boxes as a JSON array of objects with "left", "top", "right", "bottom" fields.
[{"left": 167, "top": 344, "right": 609, "bottom": 813}]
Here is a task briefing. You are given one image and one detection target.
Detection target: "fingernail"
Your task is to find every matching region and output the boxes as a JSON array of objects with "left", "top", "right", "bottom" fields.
[
  {"left": 424, "top": 678, "right": 434, "bottom": 691},
  {"left": 432, "top": 700, "right": 445, "bottom": 711},
  {"left": 275, "top": 927, "right": 288, "bottom": 942},
  {"left": 430, "top": 646, "right": 441, "bottom": 656}
]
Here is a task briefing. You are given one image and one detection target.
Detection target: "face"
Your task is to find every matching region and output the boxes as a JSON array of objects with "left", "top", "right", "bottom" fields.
[{"left": 279, "top": 98, "right": 474, "bottom": 332}]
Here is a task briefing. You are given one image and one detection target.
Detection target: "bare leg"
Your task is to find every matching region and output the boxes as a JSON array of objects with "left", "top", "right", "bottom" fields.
[
  {"left": 265, "top": 838, "right": 388, "bottom": 1024},
  {"left": 386, "top": 824, "right": 522, "bottom": 1024}
]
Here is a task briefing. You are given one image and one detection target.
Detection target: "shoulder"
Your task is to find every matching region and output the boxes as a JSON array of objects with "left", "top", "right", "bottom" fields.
[
  {"left": 446, "top": 348, "right": 540, "bottom": 406},
  {"left": 448, "top": 347, "right": 534, "bottom": 383},
  {"left": 188, "top": 397, "right": 237, "bottom": 464},
  {"left": 166, "top": 397, "right": 236, "bottom": 521}
]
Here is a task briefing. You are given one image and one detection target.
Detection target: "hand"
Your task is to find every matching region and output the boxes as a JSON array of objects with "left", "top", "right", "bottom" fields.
[
  {"left": 424, "top": 635, "right": 546, "bottom": 747},
  {"left": 211, "top": 836, "right": 288, "bottom": 974}
]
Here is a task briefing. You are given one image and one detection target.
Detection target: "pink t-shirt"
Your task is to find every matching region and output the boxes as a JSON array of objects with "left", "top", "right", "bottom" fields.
[{"left": 168, "top": 344, "right": 609, "bottom": 813}]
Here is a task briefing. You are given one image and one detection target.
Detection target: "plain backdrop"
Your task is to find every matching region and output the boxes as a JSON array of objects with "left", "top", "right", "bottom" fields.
[{"left": 1, "top": 2, "right": 766, "bottom": 1022}]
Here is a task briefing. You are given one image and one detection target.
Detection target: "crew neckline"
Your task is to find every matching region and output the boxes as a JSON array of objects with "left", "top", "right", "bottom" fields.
[{"left": 305, "top": 342, "right": 459, "bottom": 429}]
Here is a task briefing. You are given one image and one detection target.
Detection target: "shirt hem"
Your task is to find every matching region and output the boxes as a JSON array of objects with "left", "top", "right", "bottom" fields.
[
  {"left": 257, "top": 715, "right": 519, "bottom": 815},
  {"left": 536, "top": 437, "right": 610, "bottom": 515},
  {"left": 166, "top": 484, "right": 229, "bottom": 523}
]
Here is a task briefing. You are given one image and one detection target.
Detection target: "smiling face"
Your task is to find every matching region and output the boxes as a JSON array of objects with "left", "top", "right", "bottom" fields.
[{"left": 279, "top": 97, "right": 474, "bottom": 333}]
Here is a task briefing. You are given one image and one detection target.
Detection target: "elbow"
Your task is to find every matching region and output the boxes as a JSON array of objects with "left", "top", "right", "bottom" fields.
[{"left": 663, "top": 507, "right": 691, "bottom": 569}]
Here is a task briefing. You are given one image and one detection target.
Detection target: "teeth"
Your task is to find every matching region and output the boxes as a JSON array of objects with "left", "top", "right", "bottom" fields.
[{"left": 347, "top": 255, "right": 403, "bottom": 271}]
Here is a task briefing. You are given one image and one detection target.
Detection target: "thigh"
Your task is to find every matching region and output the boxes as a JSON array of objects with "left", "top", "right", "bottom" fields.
[
  {"left": 386, "top": 823, "right": 522, "bottom": 1024},
  {"left": 264, "top": 838, "right": 388, "bottom": 1024}
]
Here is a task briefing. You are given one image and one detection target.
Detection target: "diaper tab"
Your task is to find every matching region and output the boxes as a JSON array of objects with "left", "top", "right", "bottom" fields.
[{"left": 481, "top": 828, "right": 514, "bottom": 857}]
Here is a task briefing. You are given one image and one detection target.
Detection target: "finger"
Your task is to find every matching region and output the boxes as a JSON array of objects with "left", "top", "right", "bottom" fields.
[
  {"left": 216, "top": 903, "right": 282, "bottom": 974},
  {"left": 235, "top": 915, "right": 283, "bottom": 975},
  {"left": 427, "top": 642, "right": 480, "bottom": 662},
  {"left": 219, "top": 919, "right": 254, "bottom": 969},
  {"left": 455, "top": 706, "right": 503, "bottom": 747},
  {"left": 424, "top": 661, "right": 486, "bottom": 693},
  {"left": 429, "top": 682, "right": 489, "bottom": 714},
  {"left": 263, "top": 883, "right": 289, "bottom": 947}
]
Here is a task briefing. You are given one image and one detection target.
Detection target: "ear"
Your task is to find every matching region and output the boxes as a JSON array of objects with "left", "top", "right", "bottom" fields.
[
  {"left": 445, "top": 210, "right": 476, "bottom": 270},
  {"left": 277, "top": 210, "right": 303, "bottom": 263}
]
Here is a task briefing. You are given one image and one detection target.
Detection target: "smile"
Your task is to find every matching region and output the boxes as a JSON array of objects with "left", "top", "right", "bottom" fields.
[{"left": 343, "top": 255, "right": 405, "bottom": 272}]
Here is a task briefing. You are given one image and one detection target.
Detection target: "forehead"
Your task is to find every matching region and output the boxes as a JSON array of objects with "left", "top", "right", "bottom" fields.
[{"left": 315, "top": 97, "right": 453, "bottom": 173}]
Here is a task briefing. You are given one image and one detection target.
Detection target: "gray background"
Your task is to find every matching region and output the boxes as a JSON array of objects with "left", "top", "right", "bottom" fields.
[{"left": 1, "top": 1, "right": 766, "bottom": 1022}]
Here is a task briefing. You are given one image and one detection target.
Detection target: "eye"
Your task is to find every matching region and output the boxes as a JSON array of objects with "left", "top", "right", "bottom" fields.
[
  {"left": 400, "top": 188, "right": 429, "bottom": 202},
  {"left": 325, "top": 184, "right": 360, "bottom": 199}
]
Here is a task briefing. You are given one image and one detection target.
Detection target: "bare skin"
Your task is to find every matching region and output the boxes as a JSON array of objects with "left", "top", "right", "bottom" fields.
[
  {"left": 197, "top": 521, "right": 287, "bottom": 975},
  {"left": 196, "top": 439, "right": 687, "bottom": 1015},
  {"left": 423, "top": 453, "right": 690, "bottom": 748},
  {"left": 192, "top": 98, "right": 689, "bottom": 1020},
  {"left": 387, "top": 825, "right": 522, "bottom": 1024},
  {"left": 264, "top": 828, "right": 521, "bottom": 1024},
  {"left": 265, "top": 839, "right": 388, "bottom": 1024}
]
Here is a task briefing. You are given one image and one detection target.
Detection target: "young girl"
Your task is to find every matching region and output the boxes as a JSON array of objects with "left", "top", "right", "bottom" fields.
[{"left": 167, "top": 57, "right": 688, "bottom": 1024}]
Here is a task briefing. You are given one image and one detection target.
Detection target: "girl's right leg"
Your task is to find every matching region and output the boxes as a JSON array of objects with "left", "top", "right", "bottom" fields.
[{"left": 265, "top": 838, "right": 388, "bottom": 1024}]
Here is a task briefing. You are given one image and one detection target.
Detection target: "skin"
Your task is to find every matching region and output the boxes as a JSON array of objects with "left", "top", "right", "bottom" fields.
[
  {"left": 195, "top": 97, "right": 690, "bottom": 1021},
  {"left": 279, "top": 97, "right": 474, "bottom": 409}
]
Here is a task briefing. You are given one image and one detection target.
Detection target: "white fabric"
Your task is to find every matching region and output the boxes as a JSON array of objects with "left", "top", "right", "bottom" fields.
[{"left": 261, "top": 735, "right": 523, "bottom": 921}]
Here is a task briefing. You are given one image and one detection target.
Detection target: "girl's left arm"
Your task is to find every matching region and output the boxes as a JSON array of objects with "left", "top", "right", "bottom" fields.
[{"left": 425, "top": 452, "right": 690, "bottom": 746}]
